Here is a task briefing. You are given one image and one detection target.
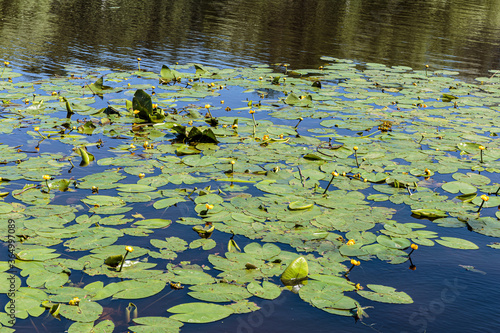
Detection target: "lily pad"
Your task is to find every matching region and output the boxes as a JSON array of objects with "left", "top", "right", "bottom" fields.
[{"left": 167, "top": 303, "right": 234, "bottom": 323}]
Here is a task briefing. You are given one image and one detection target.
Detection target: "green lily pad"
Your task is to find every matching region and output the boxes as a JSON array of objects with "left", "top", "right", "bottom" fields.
[
  {"left": 281, "top": 257, "right": 308, "bottom": 283},
  {"left": 130, "top": 316, "right": 183, "bottom": 333},
  {"left": 167, "top": 303, "right": 234, "bottom": 323},
  {"left": 357, "top": 284, "right": 413, "bottom": 304},
  {"left": 435, "top": 237, "right": 479, "bottom": 250}
]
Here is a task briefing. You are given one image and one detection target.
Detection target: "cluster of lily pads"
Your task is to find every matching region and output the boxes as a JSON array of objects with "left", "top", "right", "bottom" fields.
[{"left": 0, "top": 57, "right": 499, "bottom": 332}]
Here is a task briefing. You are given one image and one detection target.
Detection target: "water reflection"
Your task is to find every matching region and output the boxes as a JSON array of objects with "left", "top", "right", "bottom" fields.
[{"left": 1, "top": 0, "right": 500, "bottom": 78}]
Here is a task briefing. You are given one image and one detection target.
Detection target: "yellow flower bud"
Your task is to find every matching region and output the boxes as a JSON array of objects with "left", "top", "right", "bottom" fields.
[
  {"left": 346, "top": 239, "right": 355, "bottom": 246},
  {"left": 138, "top": 173, "right": 145, "bottom": 178},
  {"left": 350, "top": 259, "right": 357, "bottom": 265},
  {"left": 34, "top": 127, "right": 40, "bottom": 131},
  {"left": 42, "top": 175, "right": 51, "bottom": 180},
  {"left": 205, "top": 104, "right": 211, "bottom": 109},
  {"left": 137, "top": 58, "right": 141, "bottom": 61},
  {"left": 3, "top": 61, "right": 9, "bottom": 66},
  {"left": 410, "top": 244, "right": 418, "bottom": 250},
  {"left": 125, "top": 246, "right": 134, "bottom": 252},
  {"left": 230, "top": 160, "right": 236, "bottom": 165},
  {"left": 220, "top": 100, "right": 224, "bottom": 104},
  {"left": 205, "top": 204, "right": 214, "bottom": 210},
  {"left": 479, "top": 145, "right": 485, "bottom": 150},
  {"left": 481, "top": 195, "right": 489, "bottom": 202}
]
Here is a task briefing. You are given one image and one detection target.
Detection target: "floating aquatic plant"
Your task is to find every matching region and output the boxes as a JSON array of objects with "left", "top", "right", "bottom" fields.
[{"left": 0, "top": 58, "right": 497, "bottom": 331}]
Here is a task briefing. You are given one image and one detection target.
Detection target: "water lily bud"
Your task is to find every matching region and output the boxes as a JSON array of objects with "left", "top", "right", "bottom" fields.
[
  {"left": 130, "top": 144, "right": 136, "bottom": 149},
  {"left": 232, "top": 124, "right": 238, "bottom": 129},
  {"left": 137, "top": 58, "right": 141, "bottom": 61},
  {"left": 350, "top": 259, "right": 357, "bottom": 265},
  {"left": 3, "top": 61, "right": 9, "bottom": 65},
  {"left": 138, "top": 173, "right": 145, "bottom": 178},
  {"left": 481, "top": 195, "right": 489, "bottom": 202},
  {"left": 410, "top": 244, "right": 418, "bottom": 250},
  {"left": 34, "top": 127, "right": 40, "bottom": 131},
  {"left": 249, "top": 110, "right": 255, "bottom": 114},
  {"left": 332, "top": 171, "right": 339, "bottom": 177},
  {"left": 220, "top": 100, "right": 224, "bottom": 104},
  {"left": 230, "top": 160, "right": 235, "bottom": 165},
  {"left": 353, "top": 146, "right": 358, "bottom": 151},
  {"left": 479, "top": 145, "right": 485, "bottom": 150},
  {"left": 205, "top": 204, "right": 214, "bottom": 210},
  {"left": 346, "top": 239, "right": 355, "bottom": 245},
  {"left": 125, "top": 246, "right": 134, "bottom": 252},
  {"left": 43, "top": 175, "right": 51, "bottom": 180}
]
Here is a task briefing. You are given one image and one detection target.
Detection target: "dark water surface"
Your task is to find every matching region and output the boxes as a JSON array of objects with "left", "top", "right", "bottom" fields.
[
  {"left": 1, "top": 1, "right": 500, "bottom": 333},
  {"left": 1, "top": 0, "right": 500, "bottom": 80}
]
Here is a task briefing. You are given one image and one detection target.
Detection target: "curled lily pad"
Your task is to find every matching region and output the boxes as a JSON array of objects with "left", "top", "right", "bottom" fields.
[
  {"left": 411, "top": 209, "right": 447, "bottom": 218},
  {"left": 281, "top": 257, "right": 308, "bottom": 283}
]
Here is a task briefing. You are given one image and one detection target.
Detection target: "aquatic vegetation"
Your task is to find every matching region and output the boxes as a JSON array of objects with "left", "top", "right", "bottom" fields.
[{"left": 0, "top": 57, "right": 499, "bottom": 331}]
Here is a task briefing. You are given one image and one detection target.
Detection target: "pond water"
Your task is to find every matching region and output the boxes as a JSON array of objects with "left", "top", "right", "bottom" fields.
[
  {"left": 1, "top": 1, "right": 500, "bottom": 333},
  {"left": 2, "top": 0, "right": 500, "bottom": 79}
]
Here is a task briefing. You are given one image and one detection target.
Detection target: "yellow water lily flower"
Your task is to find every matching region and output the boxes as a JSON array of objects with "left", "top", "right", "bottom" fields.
[
  {"left": 43, "top": 175, "right": 51, "bottom": 180},
  {"left": 346, "top": 239, "right": 355, "bottom": 246},
  {"left": 69, "top": 297, "right": 80, "bottom": 306},
  {"left": 125, "top": 246, "right": 134, "bottom": 252}
]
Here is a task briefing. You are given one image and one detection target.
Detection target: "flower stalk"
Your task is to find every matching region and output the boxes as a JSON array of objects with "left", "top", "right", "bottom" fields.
[
  {"left": 353, "top": 146, "right": 359, "bottom": 168},
  {"left": 408, "top": 243, "right": 418, "bottom": 257},
  {"left": 118, "top": 246, "right": 134, "bottom": 272},
  {"left": 477, "top": 194, "right": 489, "bottom": 213},
  {"left": 323, "top": 171, "right": 338, "bottom": 194}
]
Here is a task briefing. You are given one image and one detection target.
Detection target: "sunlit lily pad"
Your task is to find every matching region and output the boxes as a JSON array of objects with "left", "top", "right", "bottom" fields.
[
  {"left": 357, "top": 284, "right": 413, "bottom": 304},
  {"left": 435, "top": 237, "right": 479, "bottom": 250},
  {"left": 167, "top": 303, "right": 234, "bottom": 323}
]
